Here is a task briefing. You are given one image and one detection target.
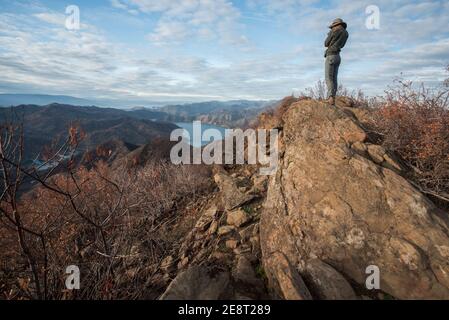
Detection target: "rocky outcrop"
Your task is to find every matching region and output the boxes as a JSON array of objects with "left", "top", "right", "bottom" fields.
[
  {"left": 160, "top": 266, "right": 231, "bottom": 300},
  {"left": 214, "top": 169, "right": 256, "bottom": 210},
  {"left": 265, "top": 252, "right": 312, "bottom": 300},
  {"left": 260, "top": 98, "right": 449, "bottom": 300},
  {"left": 159, "top": 167, "right": 268, "bottom": 300},
  {"left": 158, "top": 97, "right": 449, "bottom": 300},
  {"left": 303, "top": 259, "right": 357, "bottom": 300}
]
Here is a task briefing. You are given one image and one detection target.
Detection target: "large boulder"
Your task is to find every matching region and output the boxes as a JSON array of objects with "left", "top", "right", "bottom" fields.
[
  {"left": 227, "top": 209, "right": 251, "bottom": 227},
  {"left": 302, "top": 259, "right": 357, "bottom": 300},
  {"left": 260, "top": 99, "right": 449, "bottom": 300},
  {"left": 265, "top": 252, "right": 312, "bottom": 300},
  {"left": 160, "top": 266, "right": 230, "bottom": 300}
]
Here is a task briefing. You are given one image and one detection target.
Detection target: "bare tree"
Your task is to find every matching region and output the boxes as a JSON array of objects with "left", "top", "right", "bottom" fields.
[
  {"left": 0, "top": 113, "right": 211, "bottom": 300},
  {"left": 0, "top": 119, "right": 115, "bottom": 299}
]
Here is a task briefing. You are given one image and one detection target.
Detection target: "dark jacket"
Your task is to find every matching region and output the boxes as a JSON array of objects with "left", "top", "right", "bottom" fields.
[{"left": 325, "top": 26, "right": 348, "bottom": 57}]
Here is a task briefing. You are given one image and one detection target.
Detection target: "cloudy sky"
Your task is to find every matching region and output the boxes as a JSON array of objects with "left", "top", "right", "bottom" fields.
[{"left": 0, "top": 0, "right": 448, "bottom": 104}]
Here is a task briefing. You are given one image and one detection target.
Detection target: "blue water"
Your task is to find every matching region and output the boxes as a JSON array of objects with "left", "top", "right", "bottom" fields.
[{"left": 175, "top": 122, "right": 228, "bottom": 147}]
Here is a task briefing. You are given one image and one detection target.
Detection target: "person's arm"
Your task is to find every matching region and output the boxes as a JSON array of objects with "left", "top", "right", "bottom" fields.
[
  {"left": 324, "top": 31, "right": 333, "bottom": 47},
  {"left": 332, "top": 30, "right": 348, "bottom": 50}
]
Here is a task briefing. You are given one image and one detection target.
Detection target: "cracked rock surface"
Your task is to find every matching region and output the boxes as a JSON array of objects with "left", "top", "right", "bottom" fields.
[{"left": 260, "top": 99, "right": 449, "bottom": 299}]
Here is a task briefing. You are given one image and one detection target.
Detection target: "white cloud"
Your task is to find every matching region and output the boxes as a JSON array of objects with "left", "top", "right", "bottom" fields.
[
  {"left": 110, "top": 0, "right": 128, "bottom": 10},
  {"left": 113, "top": 0, "right": 248, "bottom": 47},
  {"left": 148, "top": 20, "right": 189, "bottom": 43},
  {"left": 0, "top": 9, "right": 254, "bottom": 101},
  {"left": 33, "top": 12, "right": 65, "bottom": 26},
  {"left": 0, "top": 1, "right": 448, "bottom": 102},
  {"left": 242, "top": 0, "right": 449, "bottom": 95},
  {"left": 110, "top": 0, "right": 139, "bottom": 15}
]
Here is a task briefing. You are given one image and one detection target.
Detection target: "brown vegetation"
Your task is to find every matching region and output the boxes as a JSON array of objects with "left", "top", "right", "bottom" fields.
[
  {"left": 0, "top": 123, "right": 211, "bottom": 299},
  {"left": 371, "top": 80, "right": 449, "bottom": 204}
]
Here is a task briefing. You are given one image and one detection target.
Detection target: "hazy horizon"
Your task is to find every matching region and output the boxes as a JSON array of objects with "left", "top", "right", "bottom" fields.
[{"left": 0, "top": 93, "right": 277, "bottom": 109}]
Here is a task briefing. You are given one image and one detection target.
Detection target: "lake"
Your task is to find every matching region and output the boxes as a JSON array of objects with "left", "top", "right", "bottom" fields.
[{"left": 175, "top": 122, "right": 228, "bottom": 147}]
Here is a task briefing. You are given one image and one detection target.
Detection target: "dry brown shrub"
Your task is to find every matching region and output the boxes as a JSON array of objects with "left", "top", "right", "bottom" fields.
[
  {"left": 1, "top": 157, "right": 211, "bottom": 299},
  {"left": 372, "top": 80, "right": 449, "bottom": 202}
]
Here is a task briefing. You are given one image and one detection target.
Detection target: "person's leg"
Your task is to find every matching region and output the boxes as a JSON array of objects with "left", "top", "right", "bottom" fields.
[
  {"left": 326, "top": 55, "right": 338, "bottom": 103},
  {"left": 325, "top": 55, "right": 332, "bottom": 99},
  {"left": 332, "top": 55, "right": 341, "bottom": 98}
]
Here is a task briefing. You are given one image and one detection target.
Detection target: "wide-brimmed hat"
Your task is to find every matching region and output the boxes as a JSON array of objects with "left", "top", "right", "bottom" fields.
[{"left": 329, "top": 18, "right": 347, "bottom": 29}]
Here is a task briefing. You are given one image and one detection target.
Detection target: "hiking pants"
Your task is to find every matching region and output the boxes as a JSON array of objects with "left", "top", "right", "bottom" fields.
[{"left": 325, "top": 54, "right": 341, "bottom": 99}]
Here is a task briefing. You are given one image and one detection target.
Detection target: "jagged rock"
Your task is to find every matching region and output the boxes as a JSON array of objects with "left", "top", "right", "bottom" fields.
[
  {"left": 239, "top": 224, "right": 255, "bottom": 241},
  {"left": 218, "top": 226, "right": 235, "bottom": 236},
  {"left": 234, "top": 245, "right": 252, "bottom": 255},
  {"left": 207, "top": 220, "right": 218, "bottom": 235},
  {"left": 257, "top": 96, "right": 302, "bottom": 130},
  {"left": 252, "top": 175, "right": 268, "bottom": 194},
  {"left": 351, "top": 141, "right": 367, "bottom": 154},
  {"left": 353, "top": 142, "right": 404, "bottom": 174},
  {"left": 194, "top": 206, "right": 218, "bottom": 231},
  {"left": 335, "top": 96, "right": 374, "bottom": 126},
  {"left": 257, "top": 112, "right": 282, "bottom": 130},
  {"left": 243, "top": 167, "right": 254, "bottom": 177},
  {"left": 180, "top": 251, "right": 188, "bottom": 260},
  {"left": 303, "top": 259, "right": 357, "bottom": 300},
  {"left": 265, "top": 252, "right": 312, "bottom": 300},
  {"left": 214, "top": 170, "right": 255, "bottom": 210},
  {"left": 249, "top": 236, "right": 260, "bottom": 251},
  {"left": 383, "top": 153, "right": 404, "bottom": 173},
  {"left": 227, "top": 209, "right": 250, "bottom": 227},
  {"left": 226, "top": 240, "right": 239, "bottom": 249},
  {"left": 367, "top": 144, "right": 385, "bottom": 164},
  {"left": 177, "top": 257, "right": 189, "bottom": 270},
  {"left": 260, "top": 99, "right": 449, "bottom": 299},
  {"left": 160, "top": 266, "right": 230, "bottom": 300},
  {"left": 232, "top": 256, "right": 262, "bottom": 287}
]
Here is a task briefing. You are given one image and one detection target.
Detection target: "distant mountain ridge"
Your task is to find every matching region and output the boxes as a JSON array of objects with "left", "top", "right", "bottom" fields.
[
  {"left": 1, "top": 95, "right": 276, "bottom": 128},
  {"left": 0, "top": 94, "right": 95, "bottom": 107},
  {"left": 0, "top": 93, "right": 191, "bottom": 108},
  {"left": 0, "top": 103, "right": 178, "bottom": 163},
  {"left": 0, "top": 94, "right": 273, "bottom": 111},
  {"left": 160, "top": 100, "right": 276, "bottom": 127},
  {"left": 161, "top": 100, "right": 273, "bottom": 116}
]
